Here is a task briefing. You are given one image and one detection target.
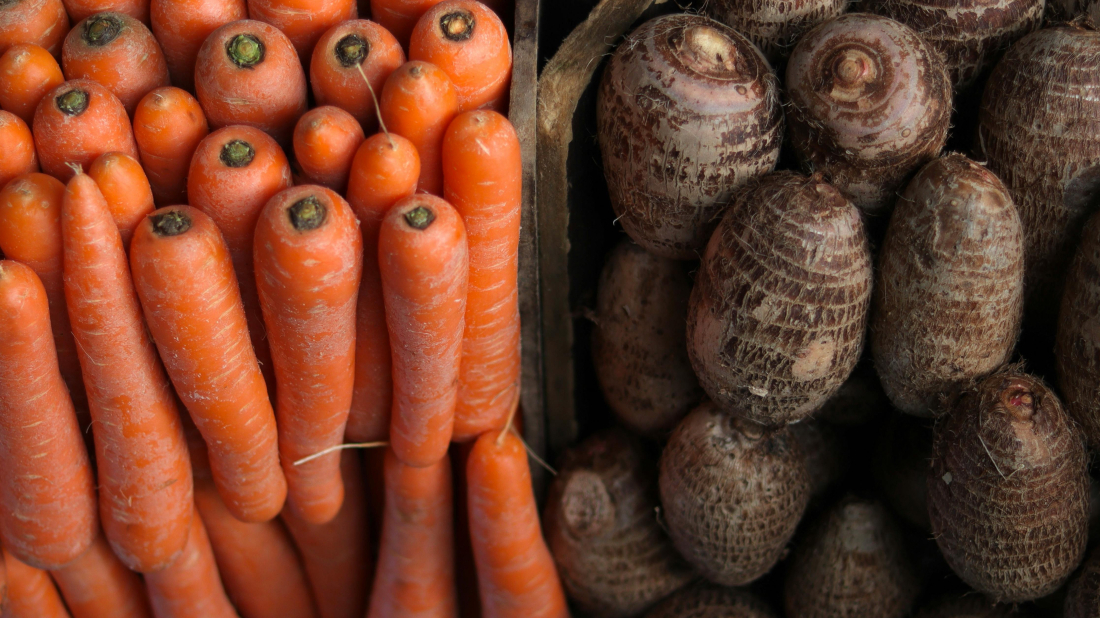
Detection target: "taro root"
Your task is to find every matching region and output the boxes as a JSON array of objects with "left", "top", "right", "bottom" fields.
[
  {"left": 1056, "top": 212, "right": 1100, "bottom": 449},
  {"left": 873, "top": 414, "right": 932, "bottom": 530},
  {"left": 785, "top": 13, "right": 951, "bottom": 214},
  {"left": 913, "top": 595, "right": 1020, "bottom": 618},
  {"left": 975, "top": 24, "right": 1100, "bottom": 315},
  {"left": 645, "top": 582, "right": 777, "bottom": 618},
  {"left": 591, "top": 240, "right": 704, "bottom": 437},
  {"left": 928, "top": 370, "right": 1090, "bottom": 602},
  {"left": 543, "top": 429, "right": 693, "bottom": 617},
  {"left": 790, "top": 419, "right": 847, "bottom": 500},
  {"left": 816, "top": 361, "right": 888, "bottom": 425},
  {"left": 658, "top": 401, "right": 809, "bottom": 586},
  {"left": 596, "top": 13, "right": 783, "bottom": 260},
  {"left": 1048, "top": 0, "right": 1100, "bottom": 21},
  {"left": 871, "top": 154, "right": 1024, "bottom": 417},
  {"left": 784, "top": 497, "right": 919, "bottom": 618},
  {"left": 1066, "top": 546, "right": 1100, "bottom": 617},
  {"left": 707, "top": 0, "right": 849, "bottom": 63},
  {"left": 686, "top": 172, "right": 872, "bottom": 427}
]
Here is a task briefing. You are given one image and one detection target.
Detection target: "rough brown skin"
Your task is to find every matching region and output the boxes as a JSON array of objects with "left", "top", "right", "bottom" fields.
[
  {"left": 543, "top": 429, "right": 693, "bottom": 617},
  {"left": 1067, "top": 546, "right": 1100, "bottom": 617},
  {"left": 928, "top": 370, "right": 1090, "bottom": 602},
  {"left": 658, "top": 400, "right": 809, "bottom": 586},
  {"left": 816, "top": 361, "right": 889, "bottom": 425},
  {"left": 913, "top": 595, "right": 1020, "bottom": 618},
  {"left": 789, "top": 419, "right": 847, "bottom": 500},
  {"left": 707, "top": 0, "right": 850, "bottom": 63},
  {"left": 686, "top": 171, "right": 872, "bottom": 427},
  {"left": 975, "top": 24, "right": 1100, "bottom": 318},
  {"left": 591, "top": 239, "right": 703, "bottom": 437},
  {"left": 644, "top": 582, "right": 777, "bottom": 618},
  {"left": 1047, "top": 0, "right": 1100, "bottom": 21},
  {"left": 873, "top": 414, "right": 932, "bottom": 530},
  {"left": 786, "top": 13, "right": 951, "bottom": 214},
  {"left": 784, "top": 497, "right": 919, "bottom": 618},
  {"left": 871, "top": 153, "right": 1024, "bottom": 417},
  {"left": 1056, "top": 211, "right": 1100, "bottom": 450},
  {"left": 596, "top": 13, "right": 783, "bottom": 260}
]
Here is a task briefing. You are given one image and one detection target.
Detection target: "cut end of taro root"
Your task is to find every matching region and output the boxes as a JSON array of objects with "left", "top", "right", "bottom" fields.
[
  {"left": 561, "top": 470, "right": 615, "bottom": 538},
  {"left": 677, "top": 25, "right": 744, "bottom": 79}
]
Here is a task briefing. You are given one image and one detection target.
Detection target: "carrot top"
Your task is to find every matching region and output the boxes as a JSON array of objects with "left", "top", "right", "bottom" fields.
[
  {"left": 220, "top": 139, "right": 255, "bottom": 167},
  {"left": 55, "top": 87, "right": 89, "bottom": 115},
  {"left": 150, "top": 209, "right": 192, "bottom": 237},
  {"left": 226, "top": 33, "right": 265, "bottom": 68},
  {"left": 81, "top": 13, "right": 123, "bottom": 46},
  {"left": 334, "top": 33, "right": 368, "bottom": 66}
]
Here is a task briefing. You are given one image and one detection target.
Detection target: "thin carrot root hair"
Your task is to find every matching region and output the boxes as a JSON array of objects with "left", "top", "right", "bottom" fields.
[
  {"left": 495, "top": 389, "right": 557, "bottom": 476},
  {"left": 354, "top": 63, "right": 392, "bottom": 146},
  {"left": 292, "top": 441, "right": 390, "bottom": 466}
]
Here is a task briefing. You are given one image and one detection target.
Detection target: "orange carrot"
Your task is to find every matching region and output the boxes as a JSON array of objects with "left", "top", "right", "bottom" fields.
[
  {"left": 144, "top": 508, "right": 240, "bottom": 618},
  {"left": 467, "top": 430, "right": 570, "bottom": 618},
  {"left": 0, "top": 0, "right": 68, "bottom": 58},
  {"left": 247, "top": 0, "right": 357, "bottom": 62},
  {"left": 195, "top": 20, "right": 307, "bottom": 146},
  {"left": 309, "top": 19, "right": 404, "bottom": 132},
  {"left": 194, "top": 477, "right": 319, "bottom": 618},
  {"left": 3, "top": 548, "right": 70, "bottom": 618},
  {"left": 149, "top": 0, "right": 246, "bottom": 91},
  {"left": 61, "top": 12, "right": 169, "bottom": 115},
  {"left": 379, "top": 193, "right": 468, "bottom": 467},
  {"left": 0, "top": 260, "right": 98, "bottom": 570},
  {"left": 130, "top": 206, "right": 286, "bottom": 523},
  {"left": 254, "top": 184, "right": 362, "bottom": 524},
  {"left": 379, "top": 61, "right": 457, "bottom": 196},
  {"left": 0, "top": 110, "right": 37, "bottom": 188},
  {"left": 62, "top": 171, "right": 193, "bottom": 572},
  {"left": 132, "top": 87, "right": 208, "bottom": 207},
  {"left": 33, "top": 79, "right": 138, "bottom": 181},
  {"left": 442, "top": 110, "right": 521, "bottom": 440},
  {"left": 62, "top": 0, "right": 150, "bottom": 26},
  {"left": 370, "top": 0, "right": 441, "bottom": 50},
  {"left": 0, "top": 543, "right": 7, "bottom": 612},
  {"left": 87, "top": 151, "right": 154, "bottom": 248},
  {"left": 282, "top": 451, "right": 372, "bottom": 618},
  {"left": 292, "top": 106, "right": 365, "bottom": 194},
  {"left": 0, "top": 43, "right": 63, "bottom": 125},
  {"left": 343, "top": 133, "right": 420, "bottom": 443},
  {"left": 49, "top": 532, "right": 153, "bottom": 618},
  {"left": 450, "top": 443, "right": 481, "bottom": 618}
]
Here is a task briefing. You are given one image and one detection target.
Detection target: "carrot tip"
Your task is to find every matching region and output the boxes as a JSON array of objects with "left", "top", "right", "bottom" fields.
[
  {"left": 403, "top": 206, "right": 435, "bottom": 230},
  {"left": 226, "top": 34, "right": 266, "bottom": 69},
  {"left": 56, "top": 89, "right": 89, "bottom": 116},
  {"left": 440, "top": 10, "right": 475, "bottom": 42},
  {"left": 83, "top": 14, "right": 123, "bottom": 47},
  {"left": 66, "top": 162, "right": 84, "bottom": 176},
  {"left": 335, "top": 34, "right": 369, "bottom": 68},
  {"left": 150, "top": 210, "right": 192, "bottom": 236},
  {"left": 288, "top": 196, "right": 327, "bottom": 231},
  {"left": 220, "top": 140, "right": 256, "bottom": 168}
]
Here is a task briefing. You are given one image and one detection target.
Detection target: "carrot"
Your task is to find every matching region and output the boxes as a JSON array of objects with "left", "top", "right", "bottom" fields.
[
  {"left": 195, "top": 20, "right": 308, "bottom": 146},
  {"left": 254, "top": 184, "right": 362, "bottom": 524},
  {"left": 61, "top": 12, "right": 169, "bottom": 115},
  {"left": 247, "top": 0, "right": 357, "bottom": 62},
  {"left": 467, "top": 430, "right": 570, "bottom": 618},
  {"left": 0, "top": 43, "right": 63, "bottom": 125},
  {"left": 188, "top": 124, "right": 291, "bottom": 396},
  {"left": 194, "top": 477, "right": 320, "bottom": 618},
  {"left": 370, "top": 0, "right": 441, "bottom": 50},
  {"left": 144, "top": 507, "right": 240, "bottom": 618},
  {"left": 87, "top": 151, "right": 154, "bottom": 248},
  {"left": 33, "top": 79, "right": 138, "bottom": 182},
  {"left": 380, "top": 61, "right": 457, "bottom": 196},
  {"left": 61, "top": 171, "right": 193, "bottom": 572},
  {"left": 130, "top": 206, "right": 286, "bottom": 523},
  {"left": 292, "top": 106, "right": 365, "bottom": 194},
  {"left": 3, "top": 548, "right": 69, "bottom": 618},
  {"left": 409, "top": 0, "right": 510, "bottom": 113},
  {"left": 0, "top": 111, "right": 37, "bottom": 188},
  {"left": 0, "top": 0, "right": 68, "bottom": 58},
  {"left": 379, "top": 193, "right": 468, "bottom": 467},
  {"left": 149, "top": 0, "right": 246, "bottom": 91},
  {"left": 0, "top": 260, "right": 98, "bottom": 570},
  {"left": 310, "top": 19, "right": 404, "bottom": 132},
  {"left": 133, "top": 87, "right": 208, "bottom": 207},
  {"left": 282, "top": 451, "right": 372, "bottom": 618},
  {"left": 450, "top": 443, "right": 481, "bottom": 618},
  {"left": 49, "top": 532, "right": 153, "bottom": 618},
  {"left": 343, "top": 133, "right": 420, "bottom": 443},
  {"left": 61, "top": 0, "right": 150, "bottom": 26},
  {"left": 0, "top": 543, "right": 7, "bottom": 612}
]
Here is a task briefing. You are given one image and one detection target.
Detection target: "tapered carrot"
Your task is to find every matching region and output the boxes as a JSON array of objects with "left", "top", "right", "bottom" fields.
[
  {"left": 144, "top": 508, "right": 240, "bottom": 618},
  {"left": 247, "top": 0, "right": 357, "bottom": 62},
  {"left": 0, "top": 111, "right": 37, "bottom": 188},
  {"left": 133, "top": 87, "right": 208, "bottom": 207},
  {"left": 370, "top": 0, "right": 441, "bottom": 50},
  {"left": 379, "top": 194, "right": 468, "bottom": 467},
  {"left": 61, "top": 12, "right": 169, "bottom": 115},
  {"left": 255, "top": 184, "right": 362, "bottom": 524},
  {"left": 282, "top": 451, "right": 372, "bottom": 618},
  {"left": 188, "top": 125, "right": 291, "bottom": 395},
  {"left": 3, "top": 548, "right": 70, "bottom": 618},
  {"left": 50, "top": 532, "right": 153, "bottom": 618},
  {"left": 292, "top": 106, "right": 365, "bottom": 194},
  {"left": 130, "top": 206, "right": 286, "bottom": 523},
  {"left": 62, "top": 0, "right": 149, "bottom": 26},
  {"left": 0, "top": 260, "right": 98, "bottom": 570},
  {"left": 0, "top": 43, "right": 62, "bottom": 125},
  {"left": 310, "top": 19, "right": 404, "bottom": 132},
  {"left": 149, "top": 0, "right": 246, "bottom": 91},
  {"left": 195, "top": 20, "right": 307, "bottom": 146},
  {"left": 409, "top": 0, "right": 510, "bottom": 112},
  {"left": 87, "top": 151, "right": 154, "bottom": 248},
  {"left": 451, "top": 443, "right": 481, "bottom": 618},
  {"left": 0, "top": 0, "right": 68, "bottom": 57},
  {"left": 62, "top": 172, "right": 193, "bottom": 572},
  {"left": 33, "top": 79, "right": 138, "bottom": 181},
  {"left": 194, "top": 478, "right": 319, "bottom": 618},
  {"left": 380, "top": 61, "right": 456, "bottom": 196}
]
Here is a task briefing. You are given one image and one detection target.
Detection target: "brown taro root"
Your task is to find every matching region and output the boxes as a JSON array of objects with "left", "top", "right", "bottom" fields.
[
  {"left": 976, "top": 24, "right": 1100, "bottom": 315},
  {"left": 658, "top": 401, "right": 809, "bottom": 586},
  {"left": 913, "top": 595, "right": 1021, "bottom": 618},
  {"left": 596, "top": 13, "right": 783, "bottom": 260},
  {"left": 785, "top": 14, "right": 951, "bottom": 214},
  {"left": 927, "top": 370, "right": 1090, "bottom": 603},
  {"left": 686, "top": 172, "right": 872, "bottom": 427},
  {"left": 707, "top": 0, "right": 849, "bottom": 63},
  {"left": 784, "top": 497, "right": 919, "bottom": 618},
  {"left": 873, "top": 414, "right": 932, "bottom": 530},
  {"left": 1067, "top": 546, "right": 1100, "bottom": 617},
  {"left": 789, "top": 420, "right": 847, "bottom": 500},
  {"left": 871, "top": 154, "right": 1024, "bottom": 417},
  {"left": 1048, "top": 0, "right": 1100, "bottom": 21},
  {"left": 543, "top": 429, "right": 693, "bottom": 617},
  {"left": 1056, "top": 212, "right": 1100, "bottom": 449},
  {"left": 591, "top": 240, "right": 704, "bottom": 437},
  {"left": 645, "top": 582, "right": 777, "bottom": 618},
  {"left": 816, "top": 361, "right": 888, "bottom": 426}
]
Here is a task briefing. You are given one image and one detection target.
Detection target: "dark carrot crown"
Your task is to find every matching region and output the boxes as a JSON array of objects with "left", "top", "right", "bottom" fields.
[
  {"left": 150, "top": 210, "right": 192, "bottom": 237},
  {"left": 288, "top": 197, "right": 327, "bottom": 231},
  {"left": 226, "top": 34, "right": 265, "bottom": 69},
  {"left": 335, "top": 34, "right": 369, "bottom": 67},
  {"left": 440, "top": 10, "right": 475, "bottom": 42},
  {"left": 82, "top": 14, "right": 123, "bottom": 47},
  {"left": 219, "top": 140, "right": 255, "bottom": 168},
  {"left": 404, "top": 206, "right": 435, "bottom": 229},
  {"left": 56, "top": 89, "right": 89, "bottom": 116}
]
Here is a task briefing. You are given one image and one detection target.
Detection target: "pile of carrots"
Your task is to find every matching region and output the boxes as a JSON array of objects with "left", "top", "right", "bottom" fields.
[{"left": 0, "top": 0, "right": 569, "bottom": 616}]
